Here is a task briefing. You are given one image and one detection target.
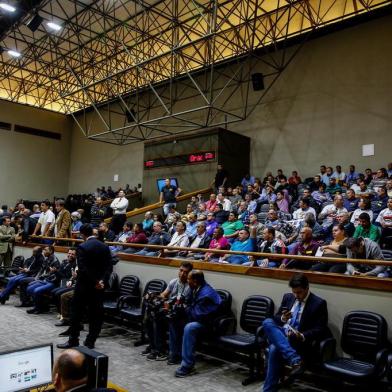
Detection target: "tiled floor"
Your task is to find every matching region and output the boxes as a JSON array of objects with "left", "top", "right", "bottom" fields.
[{"left": 0, "top": 296, "right": 330, "bottom": 392}]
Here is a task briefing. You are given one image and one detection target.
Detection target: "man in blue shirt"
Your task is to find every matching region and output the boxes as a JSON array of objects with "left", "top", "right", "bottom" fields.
[
  {"left": 175, "top": 270, "right": 221, "bottom": 377},
  {"left": 221, "top": 227, "right": 257, "bottom": 265}
]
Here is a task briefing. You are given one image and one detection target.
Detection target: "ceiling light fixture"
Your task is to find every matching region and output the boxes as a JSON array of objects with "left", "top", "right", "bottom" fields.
[
  {"left": 8, "top": 49, "right": 21, "bottom": 57},
  {"left": 47, "top": 21, "right": 61, "bottom": 31},
  {"left": 0, "top": 3, "right": 16, "bottom": 12}
]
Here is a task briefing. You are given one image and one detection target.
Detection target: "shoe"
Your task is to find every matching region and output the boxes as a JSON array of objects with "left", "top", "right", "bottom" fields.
[
  {"left": 57, "top": 340, "right": 79, "bottom": 349},
  {"left": 287, "top": 360, "right": 306, "bottom": 379},
  {"left": 55, "top": 319, "right": 70, "bottom": 327},
  {"left": 155, "top": 353, "right": 168, "bottom": 361},
  {"left": 83, "top": 340, "right": 95, "bottom": 349},
  {"left": 167, "top": 357, "right": 181, "bottom": 365},
  {"left": 141, "top": 346, "right": 152, "bottom": 356},
  {"left": 0, "top": 297, "right": 7, "bottom": 305},
  {"left": 146, "top": 352, "right": 157, "bottom": 361},
  {"left": 175, "top": 366, "right": 195, "bottom": 378},
  {"left": 26, "top": 308, "right": 39, "bottom": 314}
]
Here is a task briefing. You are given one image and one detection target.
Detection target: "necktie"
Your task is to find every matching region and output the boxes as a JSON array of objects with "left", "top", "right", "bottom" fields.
[{"left": 290, "top": 301, "right": 302, "bottom": 330}]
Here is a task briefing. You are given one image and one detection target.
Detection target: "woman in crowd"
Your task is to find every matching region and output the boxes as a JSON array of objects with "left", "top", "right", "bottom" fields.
[{"left": 310, "top": 223, "right": 347, "bottom": 273}]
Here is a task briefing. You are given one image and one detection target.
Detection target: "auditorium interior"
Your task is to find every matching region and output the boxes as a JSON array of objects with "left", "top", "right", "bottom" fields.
[{"left": 1, "top": 1, "right": 392, "bottom": 391}]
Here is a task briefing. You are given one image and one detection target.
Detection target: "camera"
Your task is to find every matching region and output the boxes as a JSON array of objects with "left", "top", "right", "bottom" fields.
[
  {"left": 166, "top": 295, "right": 187, "bottom": 320},
  {"left": 144, "top": 291, "right": 165, "bottom": 318}
]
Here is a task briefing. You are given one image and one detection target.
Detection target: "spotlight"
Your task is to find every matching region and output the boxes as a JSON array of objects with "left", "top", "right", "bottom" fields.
[
  {"left": 26, "top": 14, "right": 44, "bottom": 32},
  {"left": 8, "top": 49, "right": 21, "bottom": 58},
  {"left": 47, "top": 21, "right": 61, "bottom": 31},
  {"left": 0, "top": 3, "right": 16, "bottom": 12}
]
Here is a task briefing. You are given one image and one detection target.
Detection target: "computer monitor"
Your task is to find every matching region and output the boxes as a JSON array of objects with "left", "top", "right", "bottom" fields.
[
  {"left": 156, "top": 178, "right": 179, "bottom": 193},
  {"left": 0, "top": 343, "right": 53, "bottom": 392}
]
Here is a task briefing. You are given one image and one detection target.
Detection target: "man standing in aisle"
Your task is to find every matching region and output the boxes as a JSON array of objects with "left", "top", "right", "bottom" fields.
[
  {"left": 0, "top": 216, "right": 16, "bottom": 268},
  {"left": 57, "top": 224, "right": 112, "bottom": 350},
  {"left": 110, "top": 190, "right": 129, "bottom": 234},
  {"left": 160, "top": 178, "right": 181, "bottom": 216}
]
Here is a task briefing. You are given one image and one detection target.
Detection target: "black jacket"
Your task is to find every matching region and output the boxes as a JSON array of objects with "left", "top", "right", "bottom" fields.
[
  {"left": 189, "top": 233, "right": 212, "bottom": 249},
  {"left": 273, "top": 292, "right": 329, "bottom": 343},
  {"left": 76, "top": 237, "right": 113, "bottom": 287},
  {"left": 24, "top": 254, "right": 44, "bottom": 276}
]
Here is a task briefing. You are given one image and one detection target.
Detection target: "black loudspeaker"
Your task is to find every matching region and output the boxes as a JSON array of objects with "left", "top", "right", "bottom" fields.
[
  {"left": 75, "top": 346, "right": 108, "bottom": 388},
  {"left": 27, "top": 14, "right": 44, "bottom": 32},
  {"left": 251, "top": 73, "right": 264, "bottom": 91},
  {"left": 125, "top": 108, "right": 136, "bottom": 123}
]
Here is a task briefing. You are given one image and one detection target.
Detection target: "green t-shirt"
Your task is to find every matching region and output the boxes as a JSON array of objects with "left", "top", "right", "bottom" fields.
[
  {"left": 353, "top": 224, "right": 381, "bottom": 243},
  {"left": 222, "top": 220, "right": 244, "bottom": 236}
]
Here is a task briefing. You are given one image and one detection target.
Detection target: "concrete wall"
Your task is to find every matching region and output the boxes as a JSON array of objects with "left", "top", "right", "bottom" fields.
[
  {"left": 67, "top": 14, "right": 392, "bottom": 192},
  {"left": 67, "top": 129, "right": 144, "bottom": 194},
  {"left": 0, "top": 101, "right": 72, "bottom": 205}
]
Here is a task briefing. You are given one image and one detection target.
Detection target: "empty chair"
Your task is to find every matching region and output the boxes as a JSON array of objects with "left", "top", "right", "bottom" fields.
[
  {"left": 218, "top": 295, "right": 274, "bottom": 385},
  {"left": 119, "top": 279, "right": 167, "bottom": 345},
  {"left": 103, "top": 275, "right": 140, "bottom": 315},
  {"left": 321, "top": 311, "right": 389, "bottom": 385}
]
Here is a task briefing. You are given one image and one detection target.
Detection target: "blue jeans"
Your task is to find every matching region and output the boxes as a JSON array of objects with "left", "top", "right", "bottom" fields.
[
  {"left": 27, "top": 281, "right": 55, "bottom": 300},
  {"left": 135, "top": 249, "right": 159, "bottom": 257},
  {"left": 227, "top": 255, "right": 248, "bottom": 265},
  {"left": 262, "top": 318, "right": 301, "bottom": 392},
  {"left": 0, "top": 273, "right": 28, "bottom": 299},
  {"left": 168, "top": 319, "right": 186, "bottom": 360},
  {"left": 181, "top": 321, "right": 205, "bottom": 369},
  {"left": 163, "top": 203, "right": 176, "bottom": 216},
  {"left": 26, "top": 280, "right": 55, "bottom": 309}
]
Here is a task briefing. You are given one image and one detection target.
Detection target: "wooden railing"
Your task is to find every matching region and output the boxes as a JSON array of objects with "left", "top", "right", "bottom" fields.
[
  {"left": 101, "top": 191, "right": 142, "bottom": 206},
  {"left": 26, "top": 235, "right": 392, "bottom": 292},
  {"left": 104, "top": 187, "right": 212, "bottom": 223}
]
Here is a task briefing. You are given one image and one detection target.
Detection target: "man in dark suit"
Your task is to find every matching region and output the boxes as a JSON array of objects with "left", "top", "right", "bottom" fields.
[
  {"left": 57, "top": 224, "right": 112, "bottom": 350},
  {"left": 262, "top": 273, "right": 329, "bottom": 392}
]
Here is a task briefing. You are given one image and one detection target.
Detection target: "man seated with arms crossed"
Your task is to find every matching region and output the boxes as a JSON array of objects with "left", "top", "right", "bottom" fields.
[
  {"left": 262, "top": 273, "right": 329, "bottom": 392},
  {"left": 175, "top": 270, "right": 221, "bottom": 377},
  {"left": 143, "top": 261, "right": 193, "bottom": 363}
]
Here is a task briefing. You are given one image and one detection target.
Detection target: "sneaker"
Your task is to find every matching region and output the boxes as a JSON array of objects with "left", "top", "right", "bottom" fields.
[
  {"left": 155, "top": 353, "right": 168, "bottom": 361},
  {"left": 146, "top": 352, "right": 157, "bottom": 361},
  {"left": 141, "top": 346, "right": 152, "bottom": 356},
  {"left": 167, "top": 357, "right": 181, "bottom": 365},
  {"left": 175, "top": 366, "right": 195, "bottom": 378}
]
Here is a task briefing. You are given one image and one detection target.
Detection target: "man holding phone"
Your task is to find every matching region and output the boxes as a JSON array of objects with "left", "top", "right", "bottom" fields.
[{"left": 261, "top": 274, "right": 329, "bottom": 392}]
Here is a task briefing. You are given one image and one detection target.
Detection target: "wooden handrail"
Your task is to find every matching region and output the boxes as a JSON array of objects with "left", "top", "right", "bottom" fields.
[
  {"left": 101, "top": 191, "right": 141, "bottom": 206},
  {"left": 28, "top": 235, "right": 391, "bottom": 267},
  {"left": 104, "top": 187, "right": 212, "bottom": 223}
]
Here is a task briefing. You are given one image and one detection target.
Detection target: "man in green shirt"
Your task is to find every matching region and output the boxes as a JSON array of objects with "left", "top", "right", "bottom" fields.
[
  {"left": 222, "top": 212, "right": 244, "bottom": 241},
  {"left": 353, "top": 212, "right": 381, "bottom": 243}
]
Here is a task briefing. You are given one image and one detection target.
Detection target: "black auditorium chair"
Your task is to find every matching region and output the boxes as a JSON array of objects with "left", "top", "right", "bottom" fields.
[
  {"left": 0, "top": 256, "right": 25, "bottom": 285},
  {"left": 210, "top": 289, "right": 234, "bottom": 336},
  {"left": 320, "top": 311, "right": 389, "bottom": 386},
  {"left": 119, "top": 279, "right": 167, "bottom": 345},
  {"left": 103, "top": 275, "right": 140, "bottom": 316},
  {"left": 218, "top": 295, "right": 275, "bottom": 385}
]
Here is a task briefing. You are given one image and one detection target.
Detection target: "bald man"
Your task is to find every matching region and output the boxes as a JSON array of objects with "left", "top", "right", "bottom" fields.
[
  {"left": 280, "top": 227, "right": 319, "bottom": 270},
  {"left": 53, "top": 349, "right": 88, "bottom": 392}
]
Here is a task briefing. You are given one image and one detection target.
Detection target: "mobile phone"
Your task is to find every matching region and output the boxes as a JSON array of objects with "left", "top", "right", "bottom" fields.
[
  {"left": 287, "top": 324, "right": 299, "bottom": 334},
  {"left": 281, "top": 306, "right": 289, "bottom": 312}
]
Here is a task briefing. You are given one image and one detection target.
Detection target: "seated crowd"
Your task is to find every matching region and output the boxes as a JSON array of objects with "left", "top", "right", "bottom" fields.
[
  {"left": 0, "top": 165, "right": 391, "bottom": 390},
  {"left": 1, "top": 164, "right": 392, "bottom": 279}
]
